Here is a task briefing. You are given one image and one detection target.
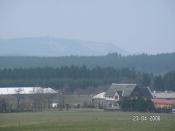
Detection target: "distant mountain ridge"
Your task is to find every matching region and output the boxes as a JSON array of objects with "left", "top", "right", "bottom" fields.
[{"left": 0, "top": 37, "right": 130, "bottom": 56}]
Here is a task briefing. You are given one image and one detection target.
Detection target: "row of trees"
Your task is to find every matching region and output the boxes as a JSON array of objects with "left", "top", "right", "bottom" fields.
[
  {"left": 0, "top": 66, "right": 175, "bottom": 92},
  {"left": 0, "top": 66, "right": 136, "bottom": 79}
]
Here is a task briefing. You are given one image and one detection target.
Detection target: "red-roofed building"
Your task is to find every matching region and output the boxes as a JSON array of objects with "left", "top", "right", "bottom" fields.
[{"left": 152, "top": 99, "right": 175, "bottom": 109}]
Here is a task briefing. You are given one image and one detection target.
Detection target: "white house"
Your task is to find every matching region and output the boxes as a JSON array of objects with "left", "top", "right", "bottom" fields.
[{"left": 93, "top": 83, "right": 153, "bottom": 110}]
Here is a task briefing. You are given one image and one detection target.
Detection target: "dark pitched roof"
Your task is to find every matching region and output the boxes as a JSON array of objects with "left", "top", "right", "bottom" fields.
[
  {"left": 127, "top": 86, "right": 153, "bottom": 98},
  {"left": 138, "top": 87, "right": 153, "bottom": 98},
  {"left": 105, "top": 83, "right": 137, "bottom": 97}
]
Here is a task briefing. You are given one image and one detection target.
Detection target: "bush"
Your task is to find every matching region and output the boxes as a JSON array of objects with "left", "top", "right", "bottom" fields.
[{"left": 119, "top": 97, "right": 155, "bottom": 112}]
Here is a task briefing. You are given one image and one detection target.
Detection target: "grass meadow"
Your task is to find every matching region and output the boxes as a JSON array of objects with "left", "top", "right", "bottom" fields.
[{"left": 0, "top": 110, "right": 175, "bottom": 131}]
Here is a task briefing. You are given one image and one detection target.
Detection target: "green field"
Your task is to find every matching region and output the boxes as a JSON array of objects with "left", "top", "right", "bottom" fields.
[{"left": 0, "top": 110, "right": 175, "bottom": 131}]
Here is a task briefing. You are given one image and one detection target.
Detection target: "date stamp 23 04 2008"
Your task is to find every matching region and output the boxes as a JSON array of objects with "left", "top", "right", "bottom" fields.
[{"left": 132, "top": 115, "right": 161, "bottom": 121}]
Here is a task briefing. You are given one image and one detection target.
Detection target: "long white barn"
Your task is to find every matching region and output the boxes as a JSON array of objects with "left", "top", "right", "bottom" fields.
[
  {"left": 152, "top": 91, "right": 175, "bottom": 99},
  {"left": 0, "top": 87, "right": 58, "bottom": 95}
]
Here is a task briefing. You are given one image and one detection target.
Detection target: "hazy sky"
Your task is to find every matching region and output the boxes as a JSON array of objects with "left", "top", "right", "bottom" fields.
[{"left": 0, "top": 0, "right": 175, "bottom": 54}]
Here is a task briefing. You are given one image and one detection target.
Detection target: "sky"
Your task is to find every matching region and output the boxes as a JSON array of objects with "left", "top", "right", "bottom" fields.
[{"left": 0, "top": 0, "right": 175, "bottom": 54}]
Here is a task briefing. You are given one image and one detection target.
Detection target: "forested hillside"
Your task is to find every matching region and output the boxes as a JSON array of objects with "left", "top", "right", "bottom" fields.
[
  {"left": 0, "top": 53, "right": 175, "bottom": 73},
  {"left": 0, "top": 66, "right": 175, "bottom": 92}
]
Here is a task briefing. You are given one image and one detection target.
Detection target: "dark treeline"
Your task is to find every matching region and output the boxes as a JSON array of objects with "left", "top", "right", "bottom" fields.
[
  {"left": 0, "top": 66, "right": 136, "bottom": 79},
  {"left": 0, "top": 66, "right": 175, "bottom": 92}
]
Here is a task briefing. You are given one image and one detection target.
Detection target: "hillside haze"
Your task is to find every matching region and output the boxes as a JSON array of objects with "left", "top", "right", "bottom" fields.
[
  {"left": 0, "top": 37, "right": 175, "bottom": 73},
  {"left": 0, "top": 37, "right": 129, "bottom": 56}
]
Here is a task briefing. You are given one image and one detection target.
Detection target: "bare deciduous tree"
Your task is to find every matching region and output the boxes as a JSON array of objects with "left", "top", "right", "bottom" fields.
[{"left": 15, "top": 88, "right": 23, "bottom": 111}]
